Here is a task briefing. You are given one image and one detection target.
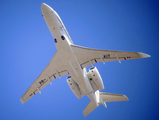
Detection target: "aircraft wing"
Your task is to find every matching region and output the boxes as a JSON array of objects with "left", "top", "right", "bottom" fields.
[
  {"left": 71, "top": 44, "right": 150, "bottom": 68},
  {"left": 20, "top": 51, "right": 68, "bottom": 104}
]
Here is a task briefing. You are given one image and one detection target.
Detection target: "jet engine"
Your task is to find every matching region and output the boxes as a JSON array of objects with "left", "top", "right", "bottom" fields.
[
  {"left": 87, "top": 67, "right": 104, "bottom": 91},
  {"left": 67, "top": 76, "right": 82, "bottom": 99}
]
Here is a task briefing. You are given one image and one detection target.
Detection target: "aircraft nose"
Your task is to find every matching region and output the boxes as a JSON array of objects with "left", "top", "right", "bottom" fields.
[
  {"left": 41, "top": 3, "right": 48, "bottom": 8},
  {"left": 41, "top": 3, "right": 53, "bottom": 16}
]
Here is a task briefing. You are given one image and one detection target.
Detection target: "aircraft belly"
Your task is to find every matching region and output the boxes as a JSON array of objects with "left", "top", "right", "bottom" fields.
[
  {"left": 42, "top": 4, "right": 94, "bottom": 96},
  {"left": 56, "top": 43, "right": 90, "bottom": 93}
]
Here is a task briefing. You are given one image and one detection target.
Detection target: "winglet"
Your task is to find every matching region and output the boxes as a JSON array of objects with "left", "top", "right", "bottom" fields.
[{"left": 138, "top": 52, "right": 151, "bottom": 58}]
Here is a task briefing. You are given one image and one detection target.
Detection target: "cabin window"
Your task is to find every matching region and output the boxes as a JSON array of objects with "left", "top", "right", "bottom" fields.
[{"left": 61, "top": 36, "right": 65, "bottom": 40}]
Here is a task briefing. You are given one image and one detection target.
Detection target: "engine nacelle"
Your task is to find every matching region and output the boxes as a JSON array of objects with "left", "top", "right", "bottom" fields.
[
  {"left": 67, "top": 76, "right": 82, "bottom": 99},
  {"left": 88, "top": 67, "right": 104, "bottom": 91}
]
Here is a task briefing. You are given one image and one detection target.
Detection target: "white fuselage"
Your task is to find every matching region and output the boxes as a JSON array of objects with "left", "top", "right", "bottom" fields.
[
  {"left": 21, "top": 3, "right": 148, "bottom": 116},
  {"left": 41, "top": 4, "right": 96, "bottom": 103}
]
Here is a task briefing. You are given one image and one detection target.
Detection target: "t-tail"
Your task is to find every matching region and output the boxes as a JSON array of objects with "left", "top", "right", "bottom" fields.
[{"left": 83, "top": 90, "right": 129, "bottom": 117}]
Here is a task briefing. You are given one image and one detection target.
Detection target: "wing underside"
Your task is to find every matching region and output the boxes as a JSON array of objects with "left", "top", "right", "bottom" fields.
[
  {"left": 71, "top": 44, "right": 150, "bottom": 68},
  {"left": 21, "top": 51, "right": 68, "bottom": 104}
]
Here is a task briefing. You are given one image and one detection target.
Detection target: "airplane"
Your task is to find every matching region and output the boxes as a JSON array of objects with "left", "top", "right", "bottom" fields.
[{"left": 20, "top": 3, "right": 151, "bottom": 116}]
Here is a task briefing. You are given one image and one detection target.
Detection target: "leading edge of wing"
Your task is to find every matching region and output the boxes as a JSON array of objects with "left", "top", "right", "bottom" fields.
[{"left": 71, "top": 44, "right": 151, "bottom": 58}]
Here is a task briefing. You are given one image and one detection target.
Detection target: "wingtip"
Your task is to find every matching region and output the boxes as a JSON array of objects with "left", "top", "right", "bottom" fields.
[
  {"left": 20, "top": 98, "right": 24, "bottom": 104},
  {"left": 138, "top": 52, "right": 151, "bottom": 58},
  {"left": 83, "top": 110, "right": 88, "bottom": 117},
  {"left": 123, "top": 95, "right": 129, "bottom": 101}
]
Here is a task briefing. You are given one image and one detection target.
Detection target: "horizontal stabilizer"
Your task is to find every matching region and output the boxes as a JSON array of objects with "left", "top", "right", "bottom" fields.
[
  {"left": 83, "top": 91, "right": 129, "bottom": 117},
  {"left": 100, "top": 92, "right": 129, "bottom": 102},
  {"left": 83, "top": 101, "right": 99, "bottom": 117}
]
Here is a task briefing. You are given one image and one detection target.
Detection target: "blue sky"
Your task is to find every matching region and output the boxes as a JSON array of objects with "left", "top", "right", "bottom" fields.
[{"left": 0, "top": 0, "right": 158, "bottom": 119}]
